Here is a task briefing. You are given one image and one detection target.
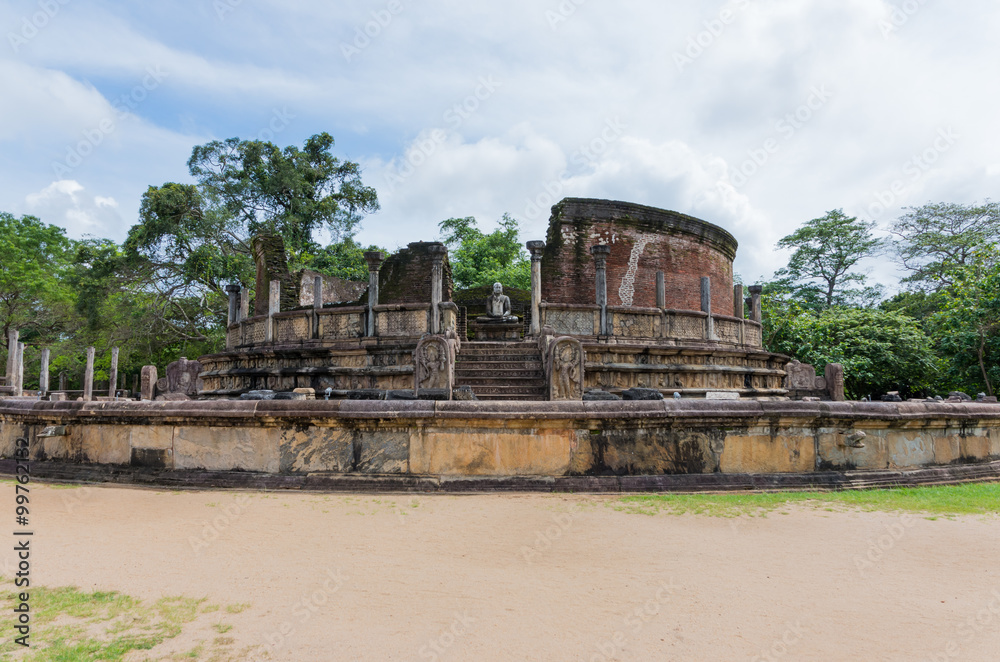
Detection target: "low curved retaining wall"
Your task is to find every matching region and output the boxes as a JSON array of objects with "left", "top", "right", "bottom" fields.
[{"left": 2, "top": 400, "right": 1000, "bottom": 480}]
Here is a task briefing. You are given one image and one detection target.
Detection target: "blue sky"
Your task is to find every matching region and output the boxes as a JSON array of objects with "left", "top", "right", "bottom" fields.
[{"left": 2, "top": 0, "right": 998, "bottom": 287}]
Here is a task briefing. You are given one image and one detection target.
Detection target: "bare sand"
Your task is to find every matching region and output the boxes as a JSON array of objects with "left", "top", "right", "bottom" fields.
[{"left": 5, "top": 483, "right": 1000, "bottom": 661}]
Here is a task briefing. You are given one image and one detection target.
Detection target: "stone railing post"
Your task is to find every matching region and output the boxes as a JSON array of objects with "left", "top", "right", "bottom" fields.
[
  {"left": 527, "top": 241, "right": 546, "bottom": 336},
  {"left": 428, "top": 245, "right": 448, "bottom": 335},
  {"left": 83, "top": 346, "right": 95, "bottom": 402},
  {"left": 109, "top": 347, "right": 119, "bottom": 398},
  {"left": 239, "top": 286, "right": 250, "bottom": 321},
  {"left": 266, "top": 279, "right": 280, "bottom": 342},
  {"left": 733, "top": 284, "right": 745, "bottom": 318},
  {"left": 749, "top": 285, "right": 763, "bottom": 324},
  {"left": 5, "top": 329, "right": 18, "bottom": 387},
  {"left": 312, "top": 275, "right": 323, "bottom": 339},
  {"left": 364, "top": 251, "right": 385, "bottom": 337},
  {"left": 701, "top": 277, "right": 715, "bottom": 340},
  {"left": 14, "top": 342, "right": 24, "bottom": 396},
  {"left": 656, "top": 271, "right": 666, "bottom": 309},
  {"left": 591, "top": 245, "right": 610, "bottom": 335},
  {"left": 225, "top": 283, "right": 241, "bottom": 327},
  {"left": 39, "top": 348, "right": 50, "bottom": 395}
]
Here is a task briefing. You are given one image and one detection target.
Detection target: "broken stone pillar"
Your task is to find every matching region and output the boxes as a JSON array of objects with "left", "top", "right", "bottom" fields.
[
  {"left": 428, "top": 245, "right": 448, "bottom": 334},
  {"left": 266, "top": 279, "right": 280, "bottom": 342},
  {"left": 83, "top": 346, "right": 95, "bottom": 402},
  {"left": 591, "top": 245, "right": 610, "bottom": 335},
  {"left": 733, "top": 284, "right": 745, "bottom": 318},
  {"left": 364, "top": 251, "right": 385, "bottom": 337},
  {"left": 656, "top": 272, "right": 666, "bottom": 309},
  {"left": 109, "top": 347, "right": 119, "bottom": 398},
  {"left": 749, "top": 285, "right": 763, "bottom": 324},
  {"left": 5, "top": 329, "right": 18, "bottom": 386},
  {"left": 140, "top": 365, "right": 157, "bottom": 401},
  {"left": 39, "top": 348, "right": 50, "bottom": 394},
  {"left": 59, "top": 371, "right": 67, "bottom": 391},
  {"left": 701, "top": 277, "right": 714, "bottom": 340},
  {"left": 226, "top": 283, "right": 241, "bottom": 326},
  {"left": 251, "top": 234, "right": 299, "bottom": 317},
  {"left": 14, "top": 342, "right": 24, "bottom": 396},
  {"left": 240, "top": 286, "right": 250, "bottom": 321},
  {"left": 825, "top": 363, "right": 846, "bottom": 401},
  {"left": 527, "top": 241, "right": 546, "bottom": 336},
  {"left": 313, "top": 275, "right": 323, "bottom": 310}
]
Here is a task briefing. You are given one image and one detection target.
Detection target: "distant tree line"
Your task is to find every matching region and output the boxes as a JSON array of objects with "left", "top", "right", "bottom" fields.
[{"left": 1, "top": 133, "right": 996, "bottom": 399}]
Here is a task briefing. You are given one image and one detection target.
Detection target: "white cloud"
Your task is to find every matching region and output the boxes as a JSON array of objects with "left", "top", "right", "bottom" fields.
[{"left": 24, "top": 180, "right": 124, "bottom": 239}]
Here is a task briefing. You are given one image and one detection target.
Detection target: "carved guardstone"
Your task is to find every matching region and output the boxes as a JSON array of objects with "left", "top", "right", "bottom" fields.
[
  {"left": 165, "top": 357, "right": 204, "bottom": 396},
  {"left": 414, "top": 335, "right": 453, "bottom": 399},
  {"left": 548, "top": 337, "right": 584, "bottom": 401}
]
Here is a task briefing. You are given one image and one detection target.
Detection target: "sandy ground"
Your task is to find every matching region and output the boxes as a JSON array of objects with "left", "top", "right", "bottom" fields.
[{"left": 3, "top": 483, "right": 1000, "bottom": 661}]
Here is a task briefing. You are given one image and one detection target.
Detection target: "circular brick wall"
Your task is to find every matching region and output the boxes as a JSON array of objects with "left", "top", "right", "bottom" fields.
[{"left": 540, "top": 198, "right": 737, "bottom": 313}]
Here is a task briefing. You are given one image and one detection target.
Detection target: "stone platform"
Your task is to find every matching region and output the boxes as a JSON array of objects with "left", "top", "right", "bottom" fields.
[{"left": 469, "top": 318, "right": 522, "bottom": 341}]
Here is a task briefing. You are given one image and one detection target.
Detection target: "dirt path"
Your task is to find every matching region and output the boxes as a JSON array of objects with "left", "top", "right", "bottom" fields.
[{"left": 5, "top": 483, "right": 1000, "bottom": 661}]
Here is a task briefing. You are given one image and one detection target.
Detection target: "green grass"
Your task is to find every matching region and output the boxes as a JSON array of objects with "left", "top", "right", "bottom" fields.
[
  {"left": 614, "top": 482, "right": 1000, "bottom": 518},
  {"left": 0, "top": 581, "right": 252, "bottom": 661}
]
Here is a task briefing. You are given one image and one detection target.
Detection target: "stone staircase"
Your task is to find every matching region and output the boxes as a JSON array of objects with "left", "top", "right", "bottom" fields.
[{"left": 454, "top": 342, "right": 547, "bottom": 401}]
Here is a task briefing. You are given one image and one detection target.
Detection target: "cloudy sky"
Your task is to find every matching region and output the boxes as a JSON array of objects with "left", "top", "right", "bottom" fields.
[{"left": 2, "top": 0, "right": 997, "bottom": 287}]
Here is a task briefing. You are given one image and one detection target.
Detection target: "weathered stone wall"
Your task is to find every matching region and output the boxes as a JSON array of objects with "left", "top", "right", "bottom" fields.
[
  {"left": 541, "top": 198, "right": 736, "bottom": 314},
  {"left": 3, "top": 399, "right": 999, "bottom": 478},
  {"left": 252, "top": 235, "right": 300, "bottom": 316},
  {"left": 376, "top": 242, "right": 454, "bottom": 305},
  {"left": 298, "top": 270, "right": 368, "bottom": 307}
]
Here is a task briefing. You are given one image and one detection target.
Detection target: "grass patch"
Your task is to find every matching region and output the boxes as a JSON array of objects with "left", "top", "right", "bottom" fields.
[
  {"left": 224, "top": 603, "right": 249, "bottom": 615},
  {"left": 0, "top": 582, "right": 212, "bottom": 661},
  {"left": 615, "top": 482, "right": 1000, "bottom": 518}
]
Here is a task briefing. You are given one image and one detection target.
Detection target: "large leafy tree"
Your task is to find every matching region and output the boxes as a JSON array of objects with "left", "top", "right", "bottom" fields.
[
  {"left": 928, "top": 249, "right": 1000, "bottom": 396},
  {"left": 774, "top": 210, "right": 883, "bottom": 308},
  {"left": 0, "top": 213, "right": 77, "bottom": 352},
  {"left": 766, "top": 307, "right": 939, "bottom": 399},
  {"left": 891, "top": 201, "right": 1000, "bottom": 290},
  {"left": 439, "top": 214, "right": 530, "bottom": 290}
]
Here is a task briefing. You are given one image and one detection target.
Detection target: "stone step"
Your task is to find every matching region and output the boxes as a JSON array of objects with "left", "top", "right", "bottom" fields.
[
  {"left": 457, "top": 350, "right": 541, "bottom": 359},
  {"left": 461, "top": 385, "right": 548, "bottom": 398},
  {"left": 455, "top": 361, "right": 543, "bottom": 371},
  {"left": 456, "top": 371, "right": 544, "bottom": 381}
]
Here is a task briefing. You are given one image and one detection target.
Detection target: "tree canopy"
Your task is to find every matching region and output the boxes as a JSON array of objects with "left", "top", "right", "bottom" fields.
[{"left": 439, "top": 214, "right": 530, "bottom": 290}]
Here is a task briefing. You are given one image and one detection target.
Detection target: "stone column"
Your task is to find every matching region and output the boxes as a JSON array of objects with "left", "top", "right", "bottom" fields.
[
  {"left": 5, "top": 329, "right": 18, "bottom": 386},
  {"left": 83, "top": 346, "right": 95, "bottom": 401},
  {"left": 364, "top": 251, "right": 385, "bottom": 338},
  {"left": 266, "top": 279, "right": 280, "bottom": 342},
  {"left": 239, "top": 286, "right": 250, "bottom": 321},
  {"left": 428, "top": 245, "right": 448, "bottom": 335},
  {"left": 733, "top": 284, "right": 745, "bottom": 318},
  {"left": 14, "top": 342, "right": 24, "bottom": 396},
  {"left": 701, "top": 277, "right": 714, "bottom": 340},
  {"left": 312, "top": 275, "right": 323, "bottom": 310},
  {"left": 140, "top": 365, "right": 157, "bottom": 401},
  {"left": 749, "top": 285, "right": 763, "bottom": 324},
  {"left": 656, "top": 272, "right": 666, "bottom": 309},
  {"left": 108, "top": 347, "right": 119, "bottom": 398},
  {"left": 39, "top": 348, "right": 50, "bottom": 394},
  {"left": 59, "top": 372, "right": 67, "bottom": 392},
  {"left": 527, "top": 241, "right": 546, "bottom": 336},
  {"left": 225, "top": 283, "right": 241, "bottom": 326},
  {"left": 591, "top": 245, "right": 611, "bottom": 335}
]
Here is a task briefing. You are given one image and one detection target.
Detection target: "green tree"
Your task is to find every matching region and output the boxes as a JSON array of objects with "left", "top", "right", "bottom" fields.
[
  {"left": 299, "top": 237, "right": 387, "bottom": 282},
  {"left": 774, "top": 210, "right": 884, "bottom": 308},
  {"left": 766, "top": 307, "right": 939, "bottom": 399},
  {"left": 927, "top": 249, "right": 1000, "bottom": 396},
  {"left": 439, "top": 214, "right": 530, "bottom": 290},
  {"left": 891, "top": 201, "right": 1000, "bottom": 290},
  {"left": 0, "top": 212, "right": 76, "bottom": 351}
]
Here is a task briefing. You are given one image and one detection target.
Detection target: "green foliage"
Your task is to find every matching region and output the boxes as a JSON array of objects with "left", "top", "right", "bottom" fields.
[
  {"left": 439, "top": 214, "right": 530, "bottom": 290},
  {"left": 774, "top": 209, "right": 884, "bottom": 308},
  {"left": 766, "top": 306, "right": 939, "bottom": 399},
  {"left": 298, "top": 237, "right": 387, "bottom": 282},
  {"left": 891, "top": 200, "right": 1000, "bottom": 290},
  {"left": 927, "top": 249, "right": 1000, "bottom": 396}
]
